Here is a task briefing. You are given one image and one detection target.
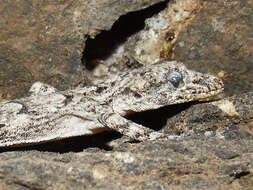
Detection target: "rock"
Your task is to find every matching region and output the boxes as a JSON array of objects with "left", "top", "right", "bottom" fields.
[
  {"left": 0, "top": 0, "right": 166, "bottom": 100},
  {"left": 0, "top": 92, "right": 252, "bottom": 190},
  {"left": 124, "top": 0, "right": 202, "bottom": 65},
  {"left": 0, "top": 0, "right": 253, "bottom": 189},
  {"left": 163, "top": 92, "right": 253, "bottom": 138}
]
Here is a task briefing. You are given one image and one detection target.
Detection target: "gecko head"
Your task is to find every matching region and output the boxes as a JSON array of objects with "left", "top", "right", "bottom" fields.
[{"left": 112, "top": 61, "right": 224, "bottom": 115}]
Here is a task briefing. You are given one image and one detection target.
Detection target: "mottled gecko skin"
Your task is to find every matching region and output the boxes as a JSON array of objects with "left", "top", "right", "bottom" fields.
[{"left": 0, "top": 61, "right": 223, "bottom": 147}]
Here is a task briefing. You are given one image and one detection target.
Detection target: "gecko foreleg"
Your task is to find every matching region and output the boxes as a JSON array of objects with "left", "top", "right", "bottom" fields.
[{"left": 98, "top": 113, "right": 165, "bottom": 141}]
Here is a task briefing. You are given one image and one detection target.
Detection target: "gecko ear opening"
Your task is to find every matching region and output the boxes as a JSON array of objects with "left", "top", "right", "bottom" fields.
[{"left": 124, "top": 102, "right": 195, "bottom": 131}]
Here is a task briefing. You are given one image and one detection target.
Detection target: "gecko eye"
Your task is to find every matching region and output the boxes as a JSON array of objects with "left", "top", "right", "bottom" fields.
[{"left": 169, "top": 71, "right": 183, "bottom": 88}]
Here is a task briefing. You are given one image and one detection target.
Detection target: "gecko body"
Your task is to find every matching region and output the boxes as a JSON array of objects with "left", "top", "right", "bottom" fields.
[{"left": 0, "top": 61, "right": 223, "bottom": 147}]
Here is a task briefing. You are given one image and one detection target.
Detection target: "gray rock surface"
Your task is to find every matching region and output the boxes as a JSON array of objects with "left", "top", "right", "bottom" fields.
[{"left": 0, "top": 0, "right": 253, "bottom": 189}]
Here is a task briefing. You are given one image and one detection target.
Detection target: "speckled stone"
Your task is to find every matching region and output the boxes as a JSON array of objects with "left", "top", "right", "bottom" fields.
[{"left": 0, "top": 0, "right": 253, "bottom": 189}]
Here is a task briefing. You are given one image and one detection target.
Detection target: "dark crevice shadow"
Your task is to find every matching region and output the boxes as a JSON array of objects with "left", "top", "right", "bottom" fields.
[
  {"left": 82, "top": 0, "right": 169, "bottom": 70},
  {"left": 0, "top": 131, "right": 122, "bottom": 154},
  {"left": 125, "top": 101, "right": 197, "bottom": 131},
  {"left": 231, "top": 171, "right": 251, "bottom": 179}
]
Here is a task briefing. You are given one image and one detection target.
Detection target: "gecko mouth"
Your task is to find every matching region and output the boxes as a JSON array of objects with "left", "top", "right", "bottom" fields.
[
  {"left": 181, "top": 86, "right": 224, "bottom": 103},
  {"left": 178, "top": 71, "right": 225, "bottom": 103},
  {"left": 195, "top": 89, "right": 225, "bottom": 102}
]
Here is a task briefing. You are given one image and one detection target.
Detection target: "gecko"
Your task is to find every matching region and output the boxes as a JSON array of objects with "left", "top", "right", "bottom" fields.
[{"left": 0, "top": 60, "right": 223, "bottom": 147}]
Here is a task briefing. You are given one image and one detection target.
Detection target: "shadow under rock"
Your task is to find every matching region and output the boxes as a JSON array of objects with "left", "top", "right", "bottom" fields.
[
  {"left": 125, "top": 101, "right": 196, "bottom": 131},
  {"left": 0, "top": 131, "right": 123, "bottom": 154}
]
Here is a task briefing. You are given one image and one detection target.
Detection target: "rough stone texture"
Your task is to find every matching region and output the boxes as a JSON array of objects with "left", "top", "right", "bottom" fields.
[
  {"left": 173, "top": 0, "right": 253, "bottom": 95},
  {"left": 0, "top": 0, "right": 253, "bottom": 189},
  {"left": 0, "top": 92, "right": 252, "bottom": 190},
  {"left": 0, "top": 0, "right": 166, "bottom": 100},
  {"left": 124, "top": 0, "right": 202, "bottom": 65}
]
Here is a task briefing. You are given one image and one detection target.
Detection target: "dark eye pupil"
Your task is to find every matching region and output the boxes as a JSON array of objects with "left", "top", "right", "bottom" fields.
[{"left": 169, "top": 71, "right": 182, "bottom": 88}]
